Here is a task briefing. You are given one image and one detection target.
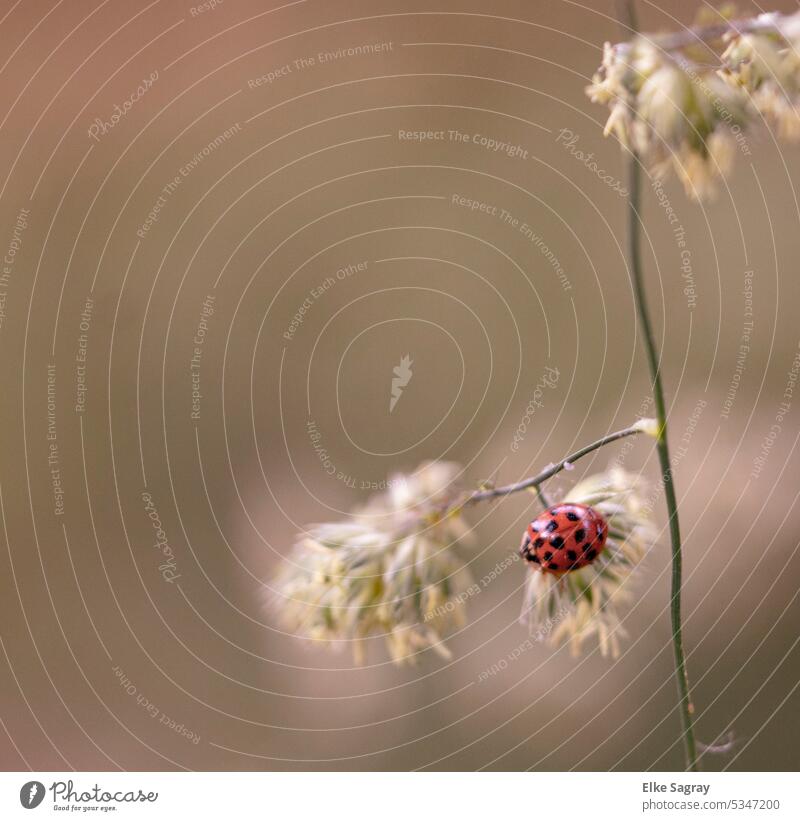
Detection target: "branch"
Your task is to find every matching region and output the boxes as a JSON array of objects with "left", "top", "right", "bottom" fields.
[
  {"left": 462, "top": 421, "right": 651, "bottom": 507},
  {"left": 615, "top": 11, "right": 794, "bottom": 56}
]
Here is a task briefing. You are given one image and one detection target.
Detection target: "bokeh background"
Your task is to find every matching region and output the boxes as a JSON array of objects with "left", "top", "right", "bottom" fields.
[{"left": 0, "top": 0, "right": 798, "bottom": 771}]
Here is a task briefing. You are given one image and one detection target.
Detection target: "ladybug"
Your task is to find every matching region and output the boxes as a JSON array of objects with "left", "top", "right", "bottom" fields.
[{"left": 520, "top": 502, "right": 608, "bottom": 574}]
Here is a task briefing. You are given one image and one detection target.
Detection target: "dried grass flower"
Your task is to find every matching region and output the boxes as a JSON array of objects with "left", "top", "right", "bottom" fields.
[
  {"left": 271, "top": 462, "right": 474, "bottom": 665},
  {"left": 587, "top": 10, "right": 800, "bottom": 198},
  {"left": 588, "top": 39, "right": 746, "bottom": 198},
  {"left": 721, "top": 30, "right": 800, "bottom": 139}
]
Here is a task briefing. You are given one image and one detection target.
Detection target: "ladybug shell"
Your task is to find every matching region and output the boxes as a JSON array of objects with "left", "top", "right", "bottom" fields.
[{"left": 520, "top": 502, "right": 608, "bottom": 574}]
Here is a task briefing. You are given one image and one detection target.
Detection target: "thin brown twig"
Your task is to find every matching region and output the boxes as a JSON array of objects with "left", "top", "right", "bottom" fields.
[{"left": 460, "top": 423, "right": 645, "bottom": 507}]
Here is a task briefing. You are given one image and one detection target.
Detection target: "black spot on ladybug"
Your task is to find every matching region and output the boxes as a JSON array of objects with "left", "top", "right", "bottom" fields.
[
  {"left": 586, "top": 549, "right": 597, "bottom": 561},
  {"left": 543, "top": 551, "right": 553, "bottom": 561},
  {"left": 566, "top": 511, "right": 579, "bottom": 521},
  {"left": 530, "top": 553, "right": 540, "bottom": 563},
  {"left": 548, "top": 562, "right": 559, "bottom": 571},
  {"left": 546, "top": 520, "right": 558, "bottom": 533},
  {"left": 534, "top": 537, "right": 544, "bottom": 548},
  {"left": 567, "top": 550, "right": 577, "bottom": 561},
  {"left": 550, "top": 535, "right": 564, "bottom": 548},
  {"left": 574, "top": 528, "right": 585, "bottom": 543}
]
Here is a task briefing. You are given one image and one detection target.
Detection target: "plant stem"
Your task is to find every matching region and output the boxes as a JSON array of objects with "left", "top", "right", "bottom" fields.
[
  {"left": 620, "top": 0, "right": 699, "bottom": 772},
  {"left": 464, "top": 423, "right": 645, "bottom": 505},
  {"left": 614, "top": 9, "right": 791, "bottom": 54},
  {"left": 649, "top": 16, "right": 786, "bottom": 51},
  {"left": 532, "top": 483, "right": 552, "bottom": 510}
]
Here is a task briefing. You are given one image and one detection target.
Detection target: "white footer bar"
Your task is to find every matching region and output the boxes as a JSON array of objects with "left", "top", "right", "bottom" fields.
[{"left": 0, "top": 771, "right": 795, "bottom": 819}]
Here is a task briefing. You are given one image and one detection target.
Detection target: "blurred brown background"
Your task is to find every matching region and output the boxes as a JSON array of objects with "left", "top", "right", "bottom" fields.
[{"left": 0, "top": 0, "right": 798, "bottom": 771}]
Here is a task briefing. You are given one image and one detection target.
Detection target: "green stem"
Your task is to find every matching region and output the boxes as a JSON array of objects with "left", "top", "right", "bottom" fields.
[{"left": 621, "top": 53, "right": 699, "bottom": 772}]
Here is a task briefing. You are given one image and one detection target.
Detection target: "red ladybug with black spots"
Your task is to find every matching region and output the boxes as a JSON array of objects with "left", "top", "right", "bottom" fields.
[{"left": 520, "top": 502, "right": 608, "bottom": 574}]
